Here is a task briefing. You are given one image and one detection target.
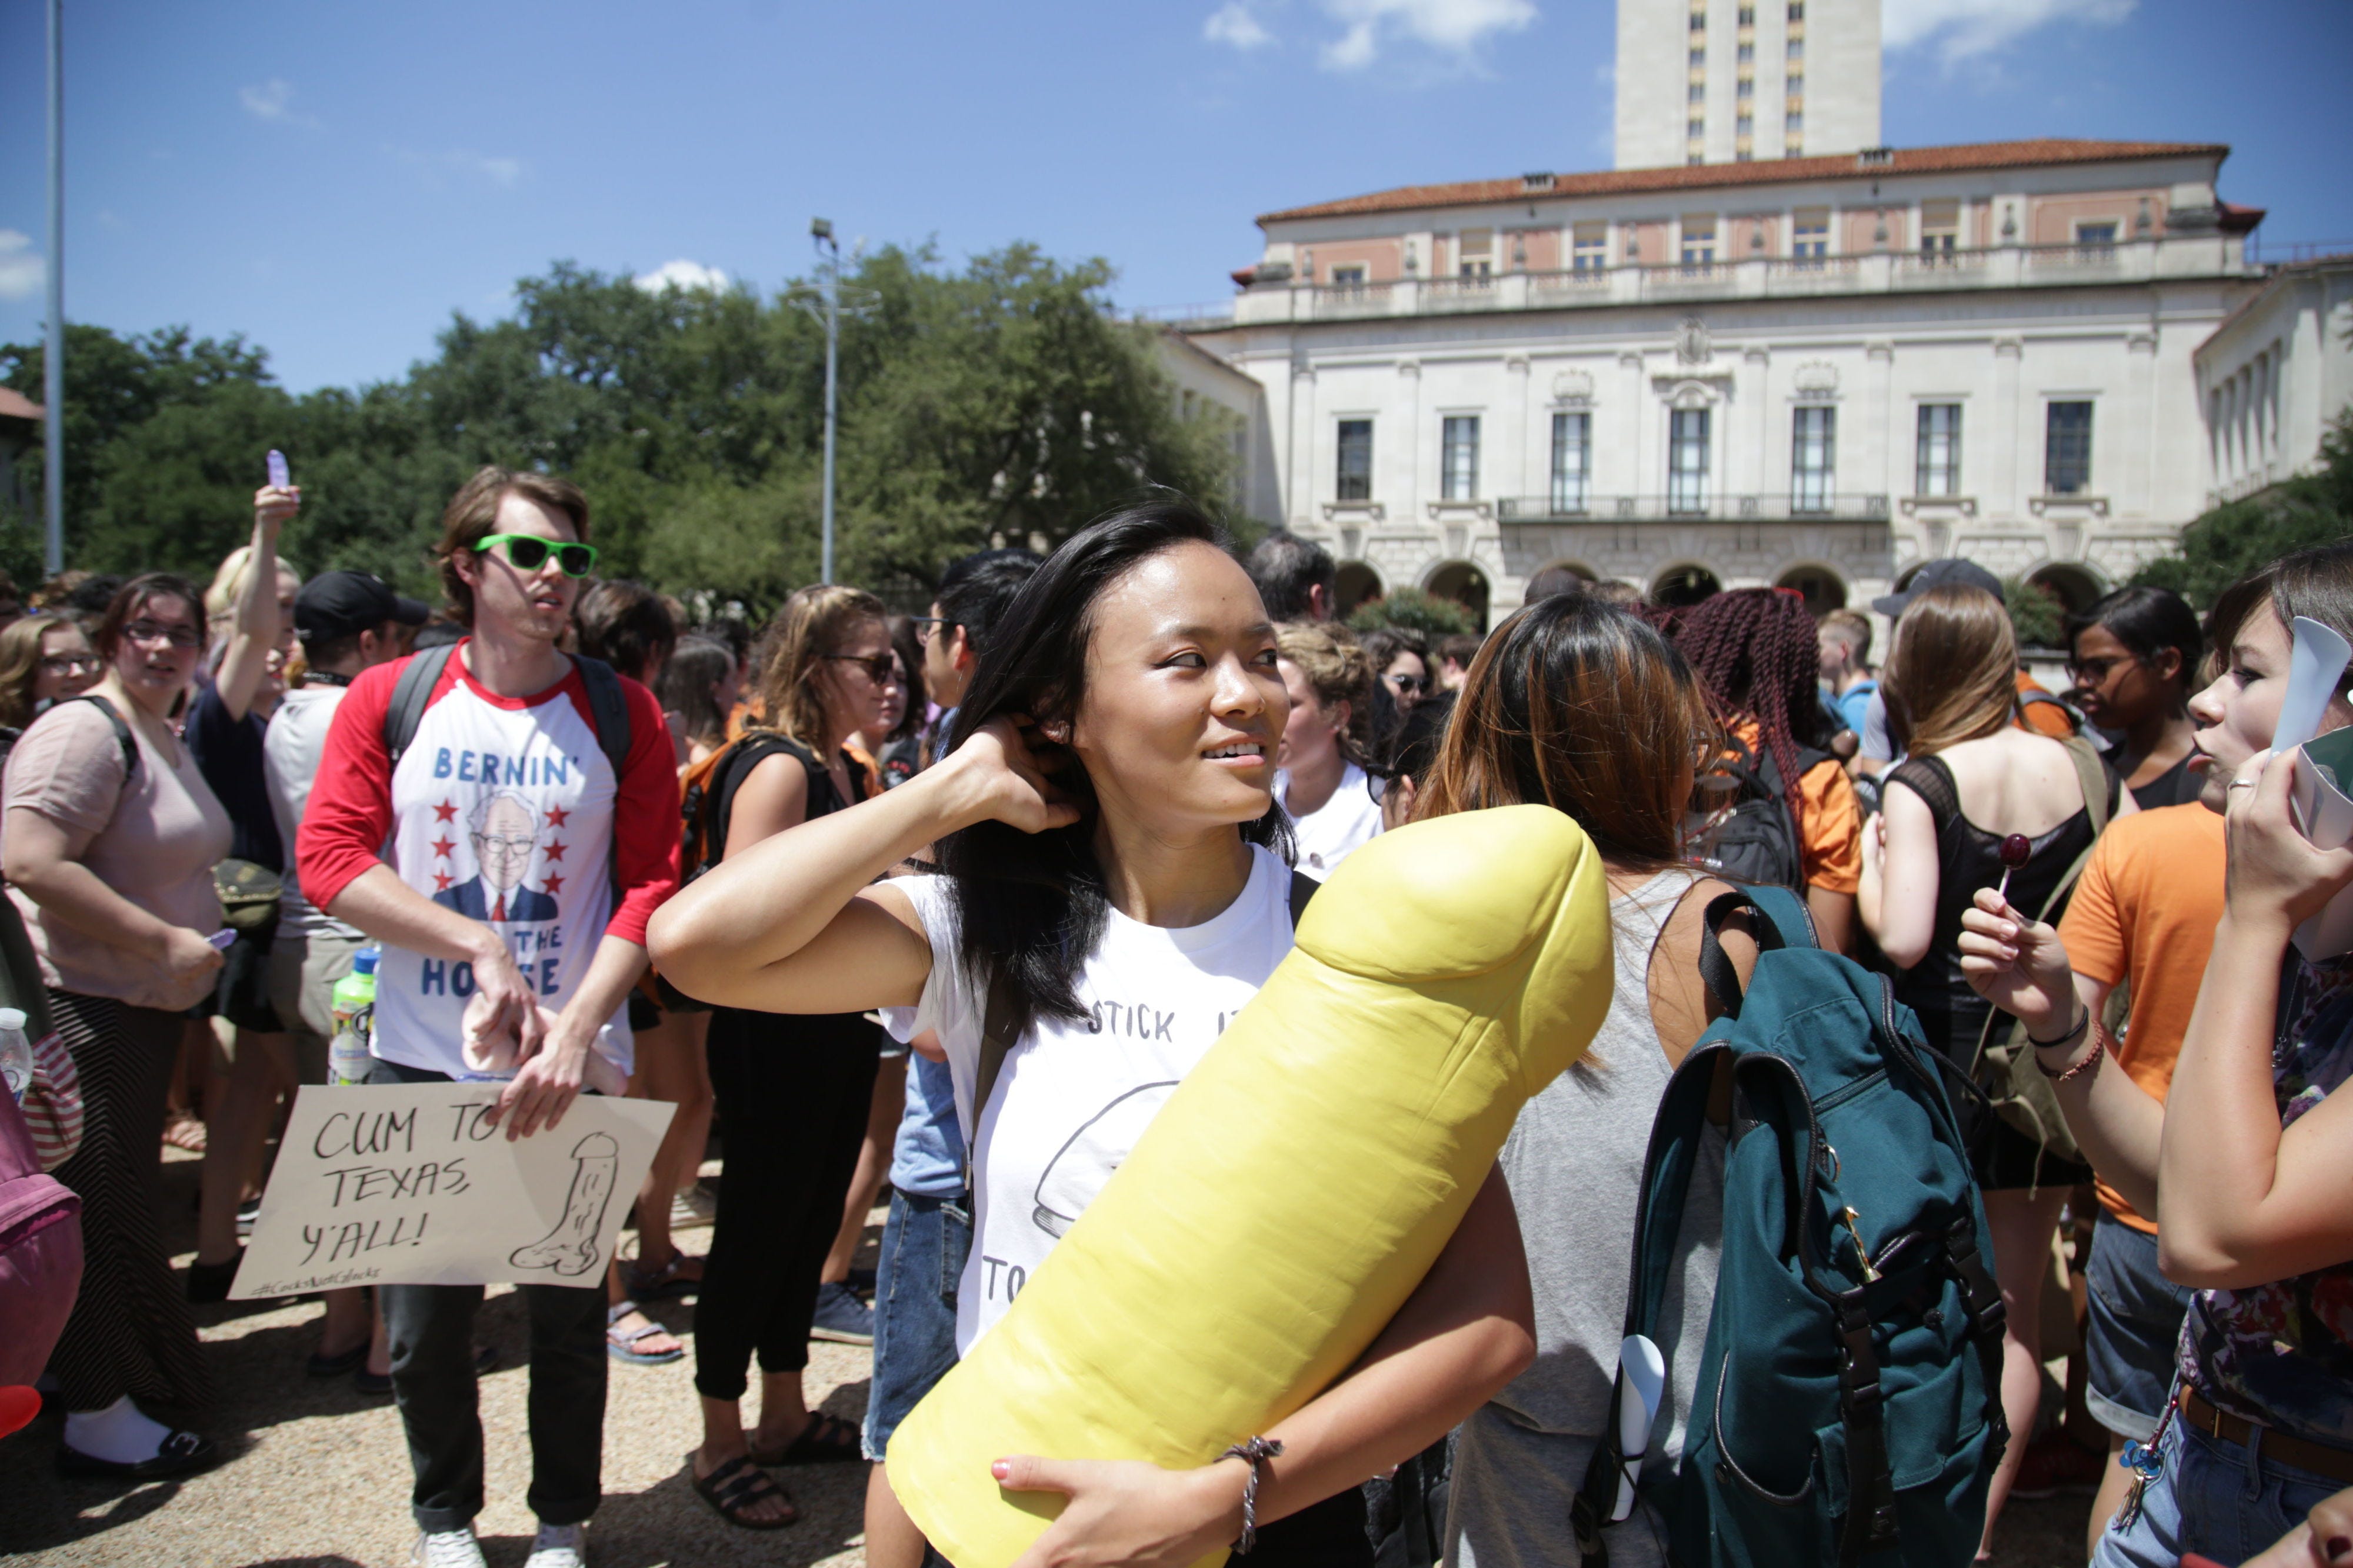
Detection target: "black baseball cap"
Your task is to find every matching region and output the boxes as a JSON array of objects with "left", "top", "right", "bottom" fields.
[
  {"left": 1871, "top": 558, "right": 2005, "bottom": 619},
  {"left": 295, "top": 571, "right": 431, "bottom": 645}
]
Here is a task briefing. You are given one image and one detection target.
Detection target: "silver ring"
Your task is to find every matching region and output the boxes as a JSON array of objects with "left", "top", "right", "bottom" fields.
[{"left": 2227, "top": 779, "right": 2258, "bottom": 790}]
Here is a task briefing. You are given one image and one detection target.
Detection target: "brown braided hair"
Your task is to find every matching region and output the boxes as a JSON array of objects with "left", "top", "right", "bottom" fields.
[{"left": 1650, "top": 587, "right": 1833, "bottom": 825}]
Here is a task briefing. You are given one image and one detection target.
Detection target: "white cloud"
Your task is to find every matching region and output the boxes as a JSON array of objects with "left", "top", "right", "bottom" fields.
[
  {"left": 1884, "top": 0, "right": 2134, "bottom": 62},
  {"left": 451, "top": 151, "right": 526, "bottom": 186},
  {"left": 634, "top": 259, "right": 729, "bottom": 295},
  {"left": 1205, "top": 2, "right": 1276, "bottom": 49},
  {"left": 1316, "top": 0, "right": 1537, "bottom": 71},
  {"left": 0, "top": 231, "right": 41, "bottom": 302},
  {"left": 239, "top": 78, "right": 319, "bottom": 127}
]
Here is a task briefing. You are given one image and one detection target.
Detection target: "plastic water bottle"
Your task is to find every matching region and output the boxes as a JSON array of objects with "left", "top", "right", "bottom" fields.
[
  {"left": 329, "top": 948, "right": 380, "bottom": 1087},
  {"left": 0, "top": 1007, "right": 29, "bottom": 1106}
]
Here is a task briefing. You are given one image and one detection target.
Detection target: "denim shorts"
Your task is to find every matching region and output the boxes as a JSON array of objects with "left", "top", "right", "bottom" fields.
[
  {"left": 2093, "top": 1403, "right": 2352, "bottom": 1567},
  {"left": 2085, "top": 1215, "right": 2195, "bottom": 1442},
  {"left": 863, "top": 1187, "right": 973, "bottom": 1462}
]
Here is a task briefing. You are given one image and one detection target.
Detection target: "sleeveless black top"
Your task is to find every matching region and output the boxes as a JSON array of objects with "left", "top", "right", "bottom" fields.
[{"left": 1884, "top": 751, "right": 2118, "bottom": 1058}]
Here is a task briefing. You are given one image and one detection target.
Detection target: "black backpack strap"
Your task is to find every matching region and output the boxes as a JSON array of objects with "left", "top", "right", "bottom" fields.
[
  {"left": 1694, "top": 886, "right": 1808, "bottom": 1017},
  {"left": 1833, "top": 1291, "right": 1902, "bottom": 1566},
  {"left": 1939, "top": 1216, "right": 2012, "bottom": 1470},
  {"left": 1288, "top": 871, "right": 1319, "bottom": 929},
  {"left": 382, "top": 643, "right": 456, "bottom": 771},
  {"left": 69, "top": 695, "right": 138, "bottom": 786},
  {"left": 570, "top": 654, "right": 634, "bottom": 783}
]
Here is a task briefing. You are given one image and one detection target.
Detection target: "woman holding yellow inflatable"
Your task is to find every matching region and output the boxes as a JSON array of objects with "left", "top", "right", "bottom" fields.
[{"left": 651, "top": 501, "right": 1539, "bottom": 1568}]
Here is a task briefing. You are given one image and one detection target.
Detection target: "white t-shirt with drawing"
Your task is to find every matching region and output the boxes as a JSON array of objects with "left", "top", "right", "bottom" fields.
[{"left": 885, "top": 845, "right": 1295, "bottom": 1354}]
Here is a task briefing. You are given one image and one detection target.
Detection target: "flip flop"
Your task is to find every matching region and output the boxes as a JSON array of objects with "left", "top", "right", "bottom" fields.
[
  {"left": 751, "top": 1411, "right": 862, "bottom": 1467},
  {"left": 606, "top": 1300, "right": 684, "bottom": 1366},
  {"left": 689, "top": 1452, "right": 801, "bottom": 1530}
]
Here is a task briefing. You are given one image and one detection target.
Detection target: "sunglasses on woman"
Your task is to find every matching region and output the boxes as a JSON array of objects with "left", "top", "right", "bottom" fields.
[
  {"left": 822, "top": 653, "right": 901, "bottom": 685},
  {"left": 475, "top": 533, "right": 601, "bottom": 578}
]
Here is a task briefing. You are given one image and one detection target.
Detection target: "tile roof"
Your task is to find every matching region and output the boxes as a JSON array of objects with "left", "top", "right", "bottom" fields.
[
  {"left": 1257, "top": 139, "right": 2230, "bottom": 225},
  {"left": 0, "top": 388, "right": 42, "bottom": 422}
]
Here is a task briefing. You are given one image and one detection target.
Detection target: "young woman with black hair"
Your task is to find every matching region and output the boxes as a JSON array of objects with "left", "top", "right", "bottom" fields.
[
  {"left": 2066, "top": 585, "right": 2205, "bottom": 809},
  {"left": 652, "top": 501, "right": 1536, "bottom": 1568}
]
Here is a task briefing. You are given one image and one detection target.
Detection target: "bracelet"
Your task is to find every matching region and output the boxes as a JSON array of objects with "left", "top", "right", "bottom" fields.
[
  {"left": 1218, "top": 1435, "right": 1285, "bottom": 1555},
  {"left": 2028, "top": 1007, "right": 2089, "bottom": 1051},
  {"left": 2034, "top": 1018, "right": 2106, "bottom": 1085}
]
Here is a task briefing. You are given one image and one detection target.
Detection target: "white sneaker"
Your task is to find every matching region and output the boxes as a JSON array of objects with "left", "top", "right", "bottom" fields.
[
  {"left": 411, "top": 1527, "right": 487, "bottom": 1568},
  {"left": 668, "top": 1185, "right": 716, "bottom": 1230},
  {"left": 524, "top": 1519, "right": 588, "bottom": 1568}
]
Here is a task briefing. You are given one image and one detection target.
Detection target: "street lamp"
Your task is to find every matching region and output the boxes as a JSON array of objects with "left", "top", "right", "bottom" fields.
[
  {"left": 43, "top": 0, "right": 64, "bottom": 575},
  {"left": 792, "top": 218, "right": 874, "bottom": 586}
]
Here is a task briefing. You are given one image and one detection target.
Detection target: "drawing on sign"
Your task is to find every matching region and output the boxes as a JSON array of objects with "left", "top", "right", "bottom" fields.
[{"left": 511, "top": 1130, "right": 619, "bottom": 1276}]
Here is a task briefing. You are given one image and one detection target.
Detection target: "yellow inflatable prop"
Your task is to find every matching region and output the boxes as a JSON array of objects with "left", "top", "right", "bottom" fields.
[{"left": 886, "top": 803, "right": 1615, "bottom": 1568}]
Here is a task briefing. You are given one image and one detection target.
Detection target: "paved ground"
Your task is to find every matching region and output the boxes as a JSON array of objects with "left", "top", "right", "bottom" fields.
[{"left": 0, "top": 1149, "right": 2099, "bottom": 1567}]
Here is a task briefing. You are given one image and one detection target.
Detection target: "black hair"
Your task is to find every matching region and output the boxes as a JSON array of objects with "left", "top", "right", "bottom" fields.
[
  {"left": 1385, "top": 688, "right": 1455, "bottom": 789},
  {"left": 885, "top": 616, "right": 925, "bottom": 745},
  {"left": 1522, "top": 564, "right": 1589, "bottom": 605},
  {"left": 938, "top": 499, "right": 1291, "bottom": 1043},
  {"left": 1245, "top": 532, "right": 1337, "bottom": 622},
  {"left": 572, "top": 579, "right": 677, "bottom": 685},
  {"left": 2067, "top": 585, "right": 2202, "bottom": 695},
  {"left": 935, "top": 547, "right": 1042, "bottom": 663}
]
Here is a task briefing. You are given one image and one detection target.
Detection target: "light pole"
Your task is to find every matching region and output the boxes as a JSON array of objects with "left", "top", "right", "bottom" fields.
[
  {"left": 43, "top": 0, "right": 64, "bottom": 574},
  {"left": 792, "top": 220, "right": 875, "bottom": 587}
]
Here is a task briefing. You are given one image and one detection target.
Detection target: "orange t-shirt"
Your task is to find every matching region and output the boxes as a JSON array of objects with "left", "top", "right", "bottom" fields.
[
  {"left": 1731, "top": 719, "right": 1862, "bottom": 896},
  {"left": 2015, "top": 671, "right": 2076, "bottom": 739},
  {"left": 2054, "top": 801, "right": 2227, "bottom": 1233}
]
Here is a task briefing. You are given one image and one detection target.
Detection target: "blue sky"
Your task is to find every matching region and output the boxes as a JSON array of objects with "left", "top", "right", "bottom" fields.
[{"left": 2, "top": 0, "right": 2347, "bottom": 394}]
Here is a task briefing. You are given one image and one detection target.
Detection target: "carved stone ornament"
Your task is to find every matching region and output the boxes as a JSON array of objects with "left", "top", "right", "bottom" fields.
[
  {"left": 1552, "top": 369, "right": 1595, "bottom": 403},
  {"left": 1667, "top": 379, "right": 1716, "bottom": 411},
  {"left": 1674, "top": 316, "right": 1711, "bottom": 367},
  {"left": 1792, "top": 361, "right": 1839, "bottom": 395}
]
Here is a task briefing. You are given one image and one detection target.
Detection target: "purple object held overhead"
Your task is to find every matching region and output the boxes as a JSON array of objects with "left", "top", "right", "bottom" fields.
[
  {"left": 1999, "top": 833, "right": 2031, "bottom": 870},
  {"left": 266, "top": 449, "right": 289, "bottom": 490}
]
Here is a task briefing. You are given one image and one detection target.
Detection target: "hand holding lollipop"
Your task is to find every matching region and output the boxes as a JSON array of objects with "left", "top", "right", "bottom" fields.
[{"left": 1995, "top": 833, "right": 2031, "bottom": 902}]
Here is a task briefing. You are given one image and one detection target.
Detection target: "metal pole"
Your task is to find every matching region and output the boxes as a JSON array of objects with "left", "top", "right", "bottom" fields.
[
  {"left": 42, "top": 0, "right": 64, "bottom": 574},
  {"left": 819, "top": 237, "right": 839, "bottom": 586}
]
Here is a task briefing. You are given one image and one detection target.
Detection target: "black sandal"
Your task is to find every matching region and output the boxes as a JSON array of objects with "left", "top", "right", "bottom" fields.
[
  {"left": 751, "top": 1411, "right": 862, "bottom": 1466},
  {"left": 690, "top": 1452, "right": 801, "bottom": 1529}
]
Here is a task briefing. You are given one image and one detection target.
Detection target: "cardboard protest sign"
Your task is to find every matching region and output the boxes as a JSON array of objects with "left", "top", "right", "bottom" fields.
[{"left": 231, "top": 1083, "right": 674, "bottom": 1299}]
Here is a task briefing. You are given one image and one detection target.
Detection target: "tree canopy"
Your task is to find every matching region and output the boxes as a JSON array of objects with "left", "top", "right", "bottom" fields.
[
  {"left": 2132, "top": 409, "right": 2353, "bottom": 606},
  {"left": 0, "top": 244, "right": 1242, "bottom": 615}
]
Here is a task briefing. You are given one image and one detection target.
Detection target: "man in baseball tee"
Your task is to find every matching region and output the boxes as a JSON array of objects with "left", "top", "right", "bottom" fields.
[{"left": 296, "top": 468, "right": 679, "bottom": 1568}]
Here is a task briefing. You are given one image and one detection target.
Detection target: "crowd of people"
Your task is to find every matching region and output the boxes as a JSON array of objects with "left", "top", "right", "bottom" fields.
[{"left": 1, "top": 462, "right": 2349, "bottom": 1568}]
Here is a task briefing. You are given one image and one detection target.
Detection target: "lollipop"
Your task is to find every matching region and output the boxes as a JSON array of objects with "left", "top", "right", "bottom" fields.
[{"left": 1996, "top": 833, "right": 2031, "bottom": 901}]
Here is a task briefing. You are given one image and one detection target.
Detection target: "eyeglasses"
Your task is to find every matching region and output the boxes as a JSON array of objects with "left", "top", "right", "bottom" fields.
[
  {"left": 2065, "top": 655, "right": 2139, "bottom": 686},
  {"left": 1386, "top": 673, "right": 1428, "bottom": 696},
  {"left": 823, "top": 653, "right": 900, "bottom": 685},
  {"left": 911, "top": 616, "right": 951, "bottom": 646},
  {"left": 475, "top": 533, "right": 600, "bottom": 578},
  {"left": 40, "top": 653, "right": 98, "bottom": 675},
  {"left": 123, "top": 619, "right": 202, "bottom": 650}
]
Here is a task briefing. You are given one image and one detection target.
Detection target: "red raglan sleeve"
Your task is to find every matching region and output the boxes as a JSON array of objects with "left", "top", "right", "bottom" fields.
[
  {"left": 295, "top": 661, "right": 402, "bottom": 915},
  {"left": 604, "top": 675, "right": 681, "bottom": 946}
]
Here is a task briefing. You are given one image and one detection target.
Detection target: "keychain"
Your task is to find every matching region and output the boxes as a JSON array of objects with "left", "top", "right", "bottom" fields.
[{"left": 2111, "top": 1401, "right": 2173, "bottom": 1533}]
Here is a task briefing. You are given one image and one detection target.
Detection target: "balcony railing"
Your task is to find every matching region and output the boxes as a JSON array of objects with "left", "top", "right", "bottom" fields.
[
  {"left": 1214, "top": 233, "right": 2251, "bottom": 329},
  {"left": 1498, "top": 492, "right": 1892, "bottom": 524}
]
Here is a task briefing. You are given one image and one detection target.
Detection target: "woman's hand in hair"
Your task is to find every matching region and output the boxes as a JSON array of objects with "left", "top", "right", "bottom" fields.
[
  {"left": 992, "top": 1454, "right": 1244, "bottom": 1568},
  {"left": 941, "top": 715, "right": 1082, "bottom": 836},
  {"left": 2222, "top": 748, "right": 2353, "bottom": 936},
  {"left": 1957, "top": 886, "right": 2077, "bottom": 1042}
]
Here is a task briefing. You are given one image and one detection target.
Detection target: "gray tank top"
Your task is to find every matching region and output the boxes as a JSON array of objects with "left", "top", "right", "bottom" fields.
[{"left": 1489, "top": 867, "right": 1725, "bottom": 1448}]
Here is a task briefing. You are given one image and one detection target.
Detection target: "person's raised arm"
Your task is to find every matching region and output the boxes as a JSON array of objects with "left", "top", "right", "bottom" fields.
[
  {"left": 2157, "top": 749, "right": 2353, "bottom": 1289},
  {"left": 647, "top": 717, "right": 1079, "bottom": 1016},
  {"left": 214, "top": 485, "right": 295, "bottom": 722},
  {"left": 1958, "top": 887, "right": 2162, "bottom": 1213}
]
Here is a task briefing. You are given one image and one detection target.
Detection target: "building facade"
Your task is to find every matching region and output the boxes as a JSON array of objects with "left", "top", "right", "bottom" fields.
[
  {"left": 2193, "top": 255, "right": 2353, "bottom": 509},
  {"left": 1179, "top": 139, "right": 2269, "bottom": 628},
  {"left": 1616, "top": 0, "right": 1881, "bottom": 170}
]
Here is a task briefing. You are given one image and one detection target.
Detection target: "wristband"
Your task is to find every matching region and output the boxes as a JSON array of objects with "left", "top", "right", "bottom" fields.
[
  {"left": 2034, "top": 1018, "right": 2105, "bottom": 1085},
  {"left": 2028, "top": 1007, "right": 2089, "bottom": 1051},
  {"left": 1218, "top": 1436, "right": 1284, "bottom": 1554}
]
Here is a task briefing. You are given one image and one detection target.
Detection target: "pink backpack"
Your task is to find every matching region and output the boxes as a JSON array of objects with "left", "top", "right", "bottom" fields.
[{"left": 0, "top": 1086, "right": 82, "bottom": 1386}]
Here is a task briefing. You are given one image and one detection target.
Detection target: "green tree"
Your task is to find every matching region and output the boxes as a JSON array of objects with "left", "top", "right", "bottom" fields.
[
  {"left": 2000, "top": 573, "right": 2067, "bottom": 651},
  {"left": 2133, "top": 410, "right": 2353, "bottom": 605},
  {"left": 1348, "top": 586, "right": 1476, "bottom": 637}
]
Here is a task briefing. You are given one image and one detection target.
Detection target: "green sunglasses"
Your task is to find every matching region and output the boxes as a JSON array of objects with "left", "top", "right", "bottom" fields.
[{"left": 475, "top": 532, "right": 599, "bottom": 578}]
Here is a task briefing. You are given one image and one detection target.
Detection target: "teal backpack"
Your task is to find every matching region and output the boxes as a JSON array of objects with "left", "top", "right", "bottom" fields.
[{"left": 1573, "top": 886, "right": 2005, "bottom": 1567}]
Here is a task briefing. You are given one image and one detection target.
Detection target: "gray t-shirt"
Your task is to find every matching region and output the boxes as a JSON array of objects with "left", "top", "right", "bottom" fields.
[{"left": 266, "top": 683, "right": 365, "bottom": 940}]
